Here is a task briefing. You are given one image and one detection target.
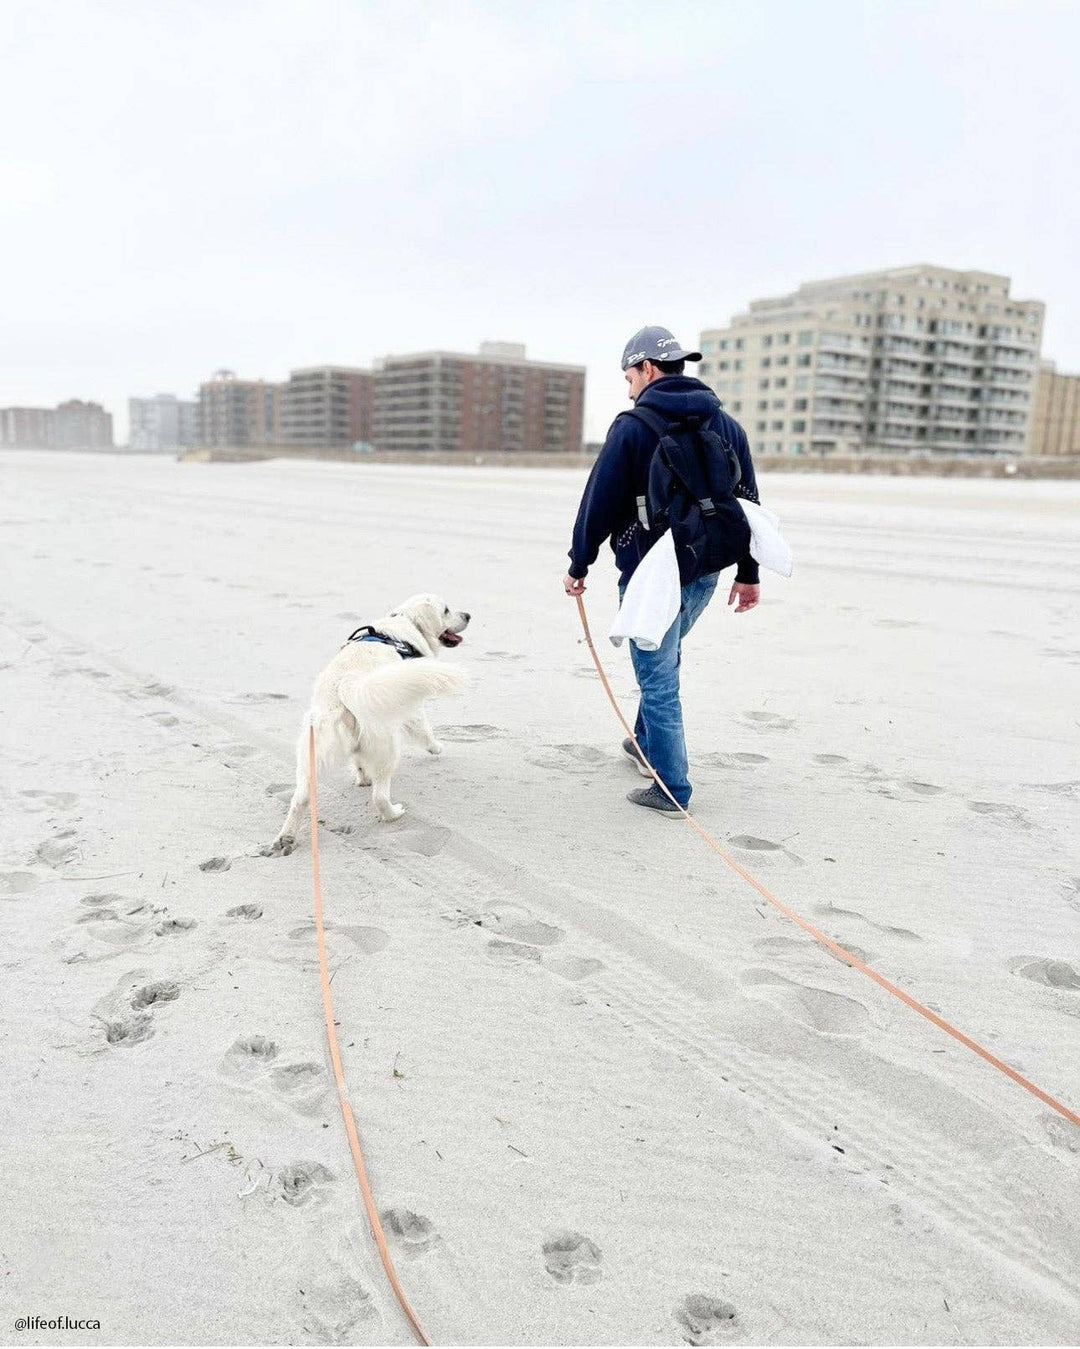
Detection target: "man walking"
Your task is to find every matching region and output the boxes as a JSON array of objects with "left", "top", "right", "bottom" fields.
[{"left": 563, "top": 326, "right": 761, "bottom": 814}]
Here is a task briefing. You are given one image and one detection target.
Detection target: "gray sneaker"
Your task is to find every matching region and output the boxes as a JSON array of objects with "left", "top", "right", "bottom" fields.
[
  {"left": 621, "top": 737, "right": 653, "bottom": 778},
  {"left": 627, "top": 784, "right": 684, "bottom": 815}
]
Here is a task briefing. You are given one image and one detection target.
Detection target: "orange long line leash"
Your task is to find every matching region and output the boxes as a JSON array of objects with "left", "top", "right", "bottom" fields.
[
  {"left": 575, "top": 595, "right": 1080, "bottom": 1130},
  {"left": 308, "top": 726, "right": 432, "bottom": 1347}
]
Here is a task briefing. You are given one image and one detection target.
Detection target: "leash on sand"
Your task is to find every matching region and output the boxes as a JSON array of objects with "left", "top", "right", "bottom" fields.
[
  {"left": 574, "top": 594, "right": 1080, "bottom": 1130},
  {"left": 307, "top": 726, "right": 432, "bottom": 1347}
]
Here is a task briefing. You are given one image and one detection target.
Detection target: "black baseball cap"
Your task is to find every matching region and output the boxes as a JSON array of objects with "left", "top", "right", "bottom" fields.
[{"left": 621, "top": 325, "right": 703, "bottom": 371}]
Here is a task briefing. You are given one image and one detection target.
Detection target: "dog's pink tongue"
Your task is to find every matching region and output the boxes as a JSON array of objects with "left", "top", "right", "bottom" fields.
[{"left": 441, "top": 630, "right": 463, "bottom": 646}]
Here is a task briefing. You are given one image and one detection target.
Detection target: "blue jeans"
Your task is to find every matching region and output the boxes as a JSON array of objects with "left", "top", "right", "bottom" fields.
[{"left": 617, "top": 572, "right": 719, "bottom": 808}]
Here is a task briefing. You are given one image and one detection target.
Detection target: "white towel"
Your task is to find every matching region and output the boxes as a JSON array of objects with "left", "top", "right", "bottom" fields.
[
  {"left": 608, "top": 503, "right": 793, "bottom": 651},
  {"left": 739, "top": 498, "right": 793, "bottom": 577},
  {"left": 609, "top": 530, "right": 681, "bottom": 651}
]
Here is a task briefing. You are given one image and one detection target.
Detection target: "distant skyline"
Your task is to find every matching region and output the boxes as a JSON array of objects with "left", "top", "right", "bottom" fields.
[{"left": 2, "top": 0, "right": 1078, "bottom": 442}]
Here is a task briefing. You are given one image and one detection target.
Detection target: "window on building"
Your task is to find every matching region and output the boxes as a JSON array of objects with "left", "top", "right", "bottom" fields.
[
  {"left": 771, "top": 419, "right": 784, "bottom": 430},
  {"left": 761, "top": 357, "right": 771, "bottom": 368},
  {"left": 757, "top": 400, "right": 768, "bottom": 411},
  {"left": 779, "top": 332, "right": 791, "bottom": 344},
  {"left": 797, "top": 354, "right": 811, "bottom": 367},
  {"left": 792, "top": 419, "right": 806, "bottom": 432},
  {"left": 756, "top": 421, "right": 766, "bottom": 433},
  {"left": 793, "top": 398, "right": 808, "bottom": 410},
  {"left": 761, "top": 336, "right": 772, "bottom": 348},
  {"left": 775, "top": 377, "right": 787, "bottom": 388},
  {"left": 759, "top": 378, "right": 770, "bottom": 390},
  {"left": 797, "top": 331, "right": 814, "bottom": 345}
]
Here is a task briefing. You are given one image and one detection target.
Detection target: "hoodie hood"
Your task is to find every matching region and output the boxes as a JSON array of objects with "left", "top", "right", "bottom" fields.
[{"left": 635, "top": 375, "right": 721, "bottom": 424}]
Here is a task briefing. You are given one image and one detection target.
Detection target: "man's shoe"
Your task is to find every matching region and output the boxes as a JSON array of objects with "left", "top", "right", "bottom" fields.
[
  {"left": 622, "top": 737, "right": 653, "bottom": 778},
  {"left": 627, "top": 784, "right": 684, "bottom": 815}
]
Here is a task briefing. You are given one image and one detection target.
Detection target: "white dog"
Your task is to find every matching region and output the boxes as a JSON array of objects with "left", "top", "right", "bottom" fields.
[{"left": 268, "top": 593, "right": 470, "bottom": 854}]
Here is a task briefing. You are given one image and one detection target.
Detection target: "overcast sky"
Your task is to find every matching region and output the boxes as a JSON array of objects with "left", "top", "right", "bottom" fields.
[{"left": 2, "top": 0, "right": 1078, "bottom": 442}]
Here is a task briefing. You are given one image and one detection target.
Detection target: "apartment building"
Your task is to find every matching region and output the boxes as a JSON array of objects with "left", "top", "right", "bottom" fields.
[
  {"left": 197, "top": 370, "right": 281, "bottom": 447},
  {"left": 699, "top": 266, "right": 1044, "bottom": 456},
  {"left": 0, "top": 406, "right": 55, "bottom": 447},
  {"left": 372, "top": 342, "right": 585, "bottom": 455},
  {"left": 54, "top": 400, "right": 114, "bottom": 448},
  {"left": 129, "top": 393, "right": 199, "bottom": 451},
  {"left": 1031, "top": 361, "right": 1080, "bottom": 457},
  {"left": 278, "top": 366, "right": 374, "bottom": 447}
]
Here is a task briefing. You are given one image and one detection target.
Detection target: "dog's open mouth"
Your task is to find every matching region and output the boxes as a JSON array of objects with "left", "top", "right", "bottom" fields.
[{"left": 439, "top": 630, "right": 464, "bottom": 647}]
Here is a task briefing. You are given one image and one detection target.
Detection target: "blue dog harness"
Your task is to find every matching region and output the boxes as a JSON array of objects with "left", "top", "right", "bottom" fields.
[{"left": 344, "top": 624, "right": 423, "bottom": 660}]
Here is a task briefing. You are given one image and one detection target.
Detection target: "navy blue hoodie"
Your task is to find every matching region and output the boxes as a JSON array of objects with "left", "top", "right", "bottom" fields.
[{"left": 567, "top": 376, "right": 761, "bottom": 586}]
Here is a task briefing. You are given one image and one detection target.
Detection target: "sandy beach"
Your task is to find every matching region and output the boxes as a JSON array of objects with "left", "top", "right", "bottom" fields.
[{"left": 1, "top": 449, "right": 1078, "bottom": 1346}]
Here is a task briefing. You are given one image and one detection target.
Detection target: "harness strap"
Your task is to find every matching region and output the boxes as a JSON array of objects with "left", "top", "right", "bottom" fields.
[{"left": 345, "top": 625, "right": 424, "bottom": 660}]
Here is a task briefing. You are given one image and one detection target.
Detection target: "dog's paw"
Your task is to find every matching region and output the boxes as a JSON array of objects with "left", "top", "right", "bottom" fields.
[
  {"left": 261, "top": 836, "right": 295, "bottom": 857},
  {"left": 427, "top": 740, "right": 444, "bottom": 757},
  {"left": 377, "top": 804, "right": 405, "bottom": 822}
]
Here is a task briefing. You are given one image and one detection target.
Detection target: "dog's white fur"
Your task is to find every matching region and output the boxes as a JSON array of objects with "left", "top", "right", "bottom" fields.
[{"left": 269, "top": 593, "right": 469, "bottom": 853}]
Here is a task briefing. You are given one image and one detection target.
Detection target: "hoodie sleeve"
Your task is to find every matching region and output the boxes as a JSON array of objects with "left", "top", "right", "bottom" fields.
[
  {"left": 731, "top": 421, "right": 761, "bottom": 585},
  {"left": 567, "top": 417, "right": 635, "bottom": 579}
]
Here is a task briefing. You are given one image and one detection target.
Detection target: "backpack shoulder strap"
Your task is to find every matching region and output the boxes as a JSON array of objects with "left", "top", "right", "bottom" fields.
[{"left": 624, "top": 405, "right": 670, "bottom": 440}]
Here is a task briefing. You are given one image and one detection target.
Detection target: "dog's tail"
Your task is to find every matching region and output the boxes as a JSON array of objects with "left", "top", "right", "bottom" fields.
[{"left": 338, "top": 658, "right": 467, "bottom": 726}]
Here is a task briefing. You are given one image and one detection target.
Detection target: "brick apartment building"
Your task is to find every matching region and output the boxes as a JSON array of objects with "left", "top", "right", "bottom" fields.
[
  {"left": 372, "top": 342, "right": 585, "bottom": 455},
  {"left": 278, "top": 366, "right": 374, "bottom": 447}
]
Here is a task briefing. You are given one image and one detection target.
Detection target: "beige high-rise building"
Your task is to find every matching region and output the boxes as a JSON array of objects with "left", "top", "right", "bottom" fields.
[
  {"left": 698, "top": 265, "right": 1044, "bottom": 457},
  {"left": 1031, "top": 361, "right": 1080, "bottom": 457}
]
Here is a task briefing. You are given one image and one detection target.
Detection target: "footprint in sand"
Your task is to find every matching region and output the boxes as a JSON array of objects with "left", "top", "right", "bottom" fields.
[
  {"left": 754, "top": 934, "right": 874, "bottom": 967},
  {"left": 542, "top": 1231, "right": 602, "bottom": 1285},
  {"left": 739, "top": 968, "right": 870, "bottom": 1035},
  {"left": 270, "top": 1061, "right": 329, "bottom": 1110},
  {"left": 221, "top": 1035, "right": 280, "bottom": 1078},
  {"left": 102, "top": 1013, "right": 155, "bottom": 1046},
  {"left": 199, "top": 856, "right": 232, "bottom": 873},
  {"left": 145, "top": 711, "right": 180, "bottom": 727},
  {"left": 266, "top": 782, "right": 295, "bottom": 800},
  {"left": 525, "top": 743, "right": 608, "bottom": 773},
  {"left": 1043, "top": 1115, "right": 1080, "bottom": 1154},
  {"left": 299, "top": 1270, "right": 378, "bottom": 1341},
  {"left": 0, "top": 870, "right": 40, "bottom": 898},
  {"left": 903, "top": 780, "right": 945, "bottom": 796},
  {"left": 477, "top": 650, "right": 525, "bottom": 663},
  {"left": 287, "top": 922, "right": 390, "bottom": 955},
  {"left": 545, "top": 955, "right": 605, "bottom": 982},
  {"left": 700, "top": 752, "right": 769, "bottom": 770},
  {"left": 130, "top": 981, "right": 180, "bottom": 1009},
  {"left": 487, "top": 938, "right": 541, "bottom": 965},
  {"left": 728, "top": 835, "right": 804, "bottom": 865},
  {"left": 230, "top": 691, "right": 290, "bottom": 704},
  {"left": 482, "top": 905, "right": 565, "bottom": 947},
  {"left": 154, "top": 917, "right": 197, "bottom": 936},
  {"left": 967, "top": 801, "right": 1033, "bottom": 829},
  {"left": 1026, "top": 780, "right": 1080, "bottom": 799},
  {"left": 813, "top": 753, "right": 849, "bottom": 765},
  {"left": 226, "top": 903, "right": 263, "bottom": 920},
  {"left": 19, "top": 789, "right": 79, "bottom": 812},
  {"left": 380, "top": 1207, "right": 440, "bottom": 1256},
  {"left": 439, "top": 724, "right": 508, "bottom": 742},
  {"left": 874, "top": 617, "right": 921, "bottom": 629},
  {"left": 742, "top": 710, "right": 795, "bottom": 730},
  {"left": 274, "top": 1161, "right": 336, "bottom": 1208},
  {"left": 35, "top": 832, "right": 79, "bottom": 867},
  {"left": 674, "top": 1294, "right": 738, "bottom": 1345},
  {"left": 1014, "top": 958, "right": 1080, "bottom": 991},
  {"left": 815, "top": 901, "right": 921, "bottom": 942}
]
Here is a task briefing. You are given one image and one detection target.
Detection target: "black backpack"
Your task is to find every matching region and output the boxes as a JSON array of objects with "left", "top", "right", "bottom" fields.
[{"left": 626, "top": 404, "right": 752, "bottom": 584}]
